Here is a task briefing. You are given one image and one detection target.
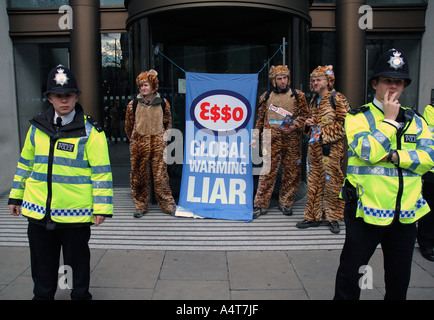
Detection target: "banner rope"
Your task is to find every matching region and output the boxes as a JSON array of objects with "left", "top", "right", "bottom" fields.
[
  {"left": 154, "top": 45, "right": 186, "bottom": 73},
  {"left": 257, "top": 42, "right": 287, "bottom": 75},
  {"left": 154, "top": 42, "right": 287, "bottom": 75}
]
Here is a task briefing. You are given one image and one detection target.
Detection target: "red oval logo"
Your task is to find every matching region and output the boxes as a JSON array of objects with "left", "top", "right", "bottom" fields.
[{"left": 190, "top": 90, "right": 251, "bottom": 135}]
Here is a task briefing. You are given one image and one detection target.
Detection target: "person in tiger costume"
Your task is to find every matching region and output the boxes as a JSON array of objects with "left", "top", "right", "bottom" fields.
[
  {"left": 296, "top": 65, "right": 350, "bottom": 233},
  {"left": 125, "top": 69, "right": 176, "bottom": 217},
  {"left": 252, "top": 65, "right": 309, "bottom": 219}
]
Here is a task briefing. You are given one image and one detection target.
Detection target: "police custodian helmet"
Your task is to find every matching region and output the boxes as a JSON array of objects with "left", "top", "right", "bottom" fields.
[
  {"left": 44, "top": 64, "right": 81, "bottom": 97},
  {"left": 370, "top": 48, "right": 411, "bottom": 86}
]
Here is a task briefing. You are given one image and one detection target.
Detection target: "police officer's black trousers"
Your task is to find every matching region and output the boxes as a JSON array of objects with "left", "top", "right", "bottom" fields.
[
  {"left": 334, "top": 200, "right": 417, "bottom": 300},
  {"left": 27, "top": 222, "right": 92, "bottom": 300}
]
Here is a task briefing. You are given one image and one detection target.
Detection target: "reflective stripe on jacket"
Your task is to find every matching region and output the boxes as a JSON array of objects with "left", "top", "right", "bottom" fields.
[
  {"left": 345, "top": 102, "right": 434, "bottom": 225},
  {"left": 9, "top": 106, "right": 113, "bottom": 224}
]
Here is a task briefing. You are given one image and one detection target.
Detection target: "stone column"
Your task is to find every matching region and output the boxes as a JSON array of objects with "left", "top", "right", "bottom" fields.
[
  {"left": 70, "top": 0, "right": 102, "bottom": 122},
  {"left": 336, "top": 0, "right": 366, "bottom": 107}
]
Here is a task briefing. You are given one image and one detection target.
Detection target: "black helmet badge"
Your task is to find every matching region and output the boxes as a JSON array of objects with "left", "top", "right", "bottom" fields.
[
  {"left": 387, "top": 51, "right": 405, "bottom": 70},
  {"left": 54, "top": 67, "right": 70, "bottom": 86}
]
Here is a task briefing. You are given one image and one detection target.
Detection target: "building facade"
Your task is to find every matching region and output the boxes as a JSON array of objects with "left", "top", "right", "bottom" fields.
[{"left": 0, "top": 0, "right": 432, "bottom": 197}]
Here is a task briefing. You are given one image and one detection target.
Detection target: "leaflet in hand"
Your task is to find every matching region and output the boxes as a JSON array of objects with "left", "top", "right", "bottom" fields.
[
  {"left": 309, "top": 126, "right": 321, "bottom": 143},
  {"left": 279, "top": 114, "right": 295, "bottom": 130}
]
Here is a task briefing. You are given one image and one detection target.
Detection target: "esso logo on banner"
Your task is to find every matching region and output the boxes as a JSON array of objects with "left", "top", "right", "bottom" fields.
[{"left": 191, "top": 90, "right": 251, "bottom": 135}]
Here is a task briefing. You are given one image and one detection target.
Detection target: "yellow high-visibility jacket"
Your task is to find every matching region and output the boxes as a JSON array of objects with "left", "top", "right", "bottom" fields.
[
  {"left": 9, "top": 104, "right": 113, "bottom": 225},
  {"left": 423, "top": 104, "right": 434, "bottom": 177},
  {"left": 344, "top": 101, "right": 434, "bottom": 226},
  {"left": 423, "top": 104, "right": 434, "bottom": 128}
]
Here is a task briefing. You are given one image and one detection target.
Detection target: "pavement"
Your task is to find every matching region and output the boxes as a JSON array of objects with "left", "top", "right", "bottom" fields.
[
  {"left": 0, "top": 246, "right": 434, "bottom": 301},
  {"left": 1, "top": 163, "right": 433, "bottom": 303},
  {"left": 1, "top": 225, "right": 434, "bottom": 302}
]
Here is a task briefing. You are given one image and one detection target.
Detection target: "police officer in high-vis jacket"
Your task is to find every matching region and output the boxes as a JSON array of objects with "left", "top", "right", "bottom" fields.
[
  {"left": 8, "top": 65, "right": 113, "bottom": 300},
  {"left": 334, "top": 49, "right": 434, "bottom": 300},
  {"left": 418, "top": 104, "right": 434, "bottom": 261}
]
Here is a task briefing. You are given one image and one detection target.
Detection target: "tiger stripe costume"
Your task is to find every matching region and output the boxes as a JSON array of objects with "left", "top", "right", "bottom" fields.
[
  {"left": 303, "top": 89, "right": 350, "bottom": 224},
  {"left": 125, "top": 70, "right": 176, "bottom": 216},
  {"left": 253, "top": 65, "right": 309, "bottom": 217}
]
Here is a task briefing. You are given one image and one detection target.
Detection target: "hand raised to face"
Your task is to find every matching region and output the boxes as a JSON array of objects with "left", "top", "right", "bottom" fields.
[{"left": 383, "top": 89, "right": 401, "bottom": 121}]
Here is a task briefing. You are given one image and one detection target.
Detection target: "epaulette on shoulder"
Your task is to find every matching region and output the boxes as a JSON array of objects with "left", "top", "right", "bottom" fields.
[
  {"left": 414, "top": 109, "right": 423, "bottom": 118},
  {"left": 86, "top": 115, "right": 103, "bottom": 132},
  {"left": 349, "top": 105, "right": 370, "bottom": 115}
]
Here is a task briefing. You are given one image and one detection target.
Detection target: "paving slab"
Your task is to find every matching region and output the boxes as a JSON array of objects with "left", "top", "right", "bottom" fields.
[
  {"left": 90, "top": 249, "right": 165, "bottom": 289},
  {"left": 227, "top": 251, "right": 303, "bottom": 290},
  {"left": 159, "top": 251, "right": 228, "bottom": 281}
]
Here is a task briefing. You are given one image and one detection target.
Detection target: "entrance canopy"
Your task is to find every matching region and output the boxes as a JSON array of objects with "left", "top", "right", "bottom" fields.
[{"left": 125, "top": 0, "right": 312, "bottom": 30}]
